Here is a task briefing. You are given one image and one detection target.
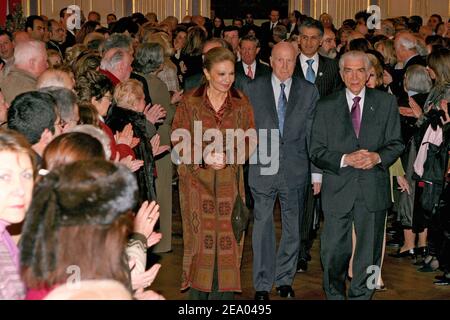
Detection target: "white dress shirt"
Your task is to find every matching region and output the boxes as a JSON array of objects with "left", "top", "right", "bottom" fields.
[
  {"left": 242, "top": 61, "right": 257, "bottom": 79},
  {"left": 299, "top": 53, "right": 319, "bottom": 78},
  {"left": 341, "top": 87, "right": 375, "bottom": 168},
  {"left": 271, "top": 74, "right": 292, "bottom": 111}
]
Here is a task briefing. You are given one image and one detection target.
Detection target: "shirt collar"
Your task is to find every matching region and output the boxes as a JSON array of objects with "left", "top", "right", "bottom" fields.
[
  {"left": 300, "top": 52, "right": 319, "bottom": 65},
  {"left": 242, "top": 60, "right": 257, "bottom": 70},
  {"left": 346, "top": 87, "right": 366, "bottom": 103},
  {"left": 272, "top": 74, "right": 293, "bottom": 88}
]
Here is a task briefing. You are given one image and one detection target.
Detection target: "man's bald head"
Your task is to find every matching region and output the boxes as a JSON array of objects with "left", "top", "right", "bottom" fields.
[
  {"left": 270, "top": 42, "right": 297, "bottom": 82},
  {"left": 13, "top": 31, "right": 31, "bottom": 45},
  {"left": 14, "top": 40, "right": 48, "bottom": 77},
  {"left": 37, "top": 69, "right": 75, "bottom": 90}
]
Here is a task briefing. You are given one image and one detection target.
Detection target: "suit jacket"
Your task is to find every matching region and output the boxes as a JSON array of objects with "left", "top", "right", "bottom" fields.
[
  {"left": 309, "top": 88, "right": 404, "bottom": 213},
  {"left": 390, "top": 54, "right": 426, "bottom": 101},
  {"left": 293, "top": 54, "right": 343, "bottom": 98},
  {"left": 235, "top": 61, "right": 272, "bottom": 81},
  {"left": 244, "top": 74, "right": 320, "bottom": 189},
  {"left": 259, "top": 21, "right": 278, "bottom": 63}
]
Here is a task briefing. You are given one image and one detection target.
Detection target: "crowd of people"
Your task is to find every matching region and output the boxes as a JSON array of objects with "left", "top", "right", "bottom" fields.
[{"left": 0, "top": 6, "right": 449, "bottom": 300}]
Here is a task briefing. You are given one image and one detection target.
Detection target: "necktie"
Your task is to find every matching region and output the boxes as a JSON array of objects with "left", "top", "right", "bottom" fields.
[
  {"left": 247, "top": 65, "right": 254, "bottom": 79},
  {"left": 306, "top": 59, "right": 316, "bottom": 83},
  {"left": 278, "top": 83, "right": 288, "bottom": 136},
  {"left": 351, "top": 96, "right": 362, "bottom": 137}
]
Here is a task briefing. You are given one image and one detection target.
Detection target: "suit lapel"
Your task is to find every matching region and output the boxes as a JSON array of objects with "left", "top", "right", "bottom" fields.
[
  {"left": 359, "top": 88, "right": 378, "bottom": 143},
  {"left": 261, "top": 75, "right": 279, "bottom": 125},
  {"left": 315, "top": 56, "right": 326, "bottom": 86},
  {"left": 285, "top": 77, "right": 300, "bottom": 121},
  {"left": 337, "top": 90, "right": 358, "bottom": 140}
]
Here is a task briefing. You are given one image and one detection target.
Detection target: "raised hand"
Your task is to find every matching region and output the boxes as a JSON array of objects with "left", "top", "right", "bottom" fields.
[
  {"left": 144, "top": 104, "right": 167, "bottom": 124},
  {"left": 171, "top": 90, "right": 184, "bottom": 104},
  {"left": 131, "top": 263, "right": 162, "bottom": 291},
  {"left": 119, "top": 155, "right": 144, "bottom": 172},
  {"left": 134, "top": 201, "right": 160, "bottom": 240},
  {"left": 408, "top": 97, "right": 423, "bottom": 119},
  {"left": 150, "top": 134, "right": 171, "bottom": 157},
  {"left": 115, "top": 123, "right": 134, "bottom": 146}
]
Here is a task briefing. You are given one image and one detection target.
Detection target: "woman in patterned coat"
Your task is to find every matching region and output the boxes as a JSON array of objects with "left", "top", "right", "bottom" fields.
[{"left": 172, "top": 47, "right": 256, "bottom": 299}]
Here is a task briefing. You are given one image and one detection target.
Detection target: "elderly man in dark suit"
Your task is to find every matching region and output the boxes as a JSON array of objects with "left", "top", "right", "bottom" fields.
[
  {"left": 310, "top": 50, "right": 404, "bottom": 300},
  {"left": 244, "top": 42, "right": 319, "bottom": 300}
]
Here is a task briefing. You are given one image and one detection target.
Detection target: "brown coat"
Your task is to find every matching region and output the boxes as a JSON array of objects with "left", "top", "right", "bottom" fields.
[
  {"left": 172, "top": 85, "right": 255, "bottom": 292},
  {"left": 0, "top": 67, "right": 37, "bottom": 104}
]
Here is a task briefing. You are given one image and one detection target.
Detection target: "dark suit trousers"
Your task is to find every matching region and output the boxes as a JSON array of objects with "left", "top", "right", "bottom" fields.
[
  {"left": 251, "top": 175, "right": 306, "bottom": 291},
  {"left": 321, "top": 188, "right": 386, "bottom": 300}
]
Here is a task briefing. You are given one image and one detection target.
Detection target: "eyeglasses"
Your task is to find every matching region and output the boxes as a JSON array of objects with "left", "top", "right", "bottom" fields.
[{"left": 299, "top": 35, "right": 321, "bottom": 42}]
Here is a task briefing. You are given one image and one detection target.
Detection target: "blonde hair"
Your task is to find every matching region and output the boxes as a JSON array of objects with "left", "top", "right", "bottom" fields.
[
  {"left": 113, "top": 79, "right": 144, "bottom": 110},
  {"left": 374, "top": 39, "right": 397, "bottom": 66},
  {"left": 367, "top": 53, "right": 384, "bottom": 88}
]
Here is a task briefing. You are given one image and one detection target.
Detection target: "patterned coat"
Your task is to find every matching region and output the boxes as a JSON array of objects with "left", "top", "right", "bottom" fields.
[{"left": 172, "top": 85, "right": 256, "bottom": 292}]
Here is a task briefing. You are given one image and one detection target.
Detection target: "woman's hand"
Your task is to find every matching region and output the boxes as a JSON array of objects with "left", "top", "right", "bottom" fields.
[
  {"left": 150, "top": 134, "right": 171, "bottom": 156},
  {"left": 114, "top": 123, "right": 134, "bottom": 146},
  {"left": 440, "top": 99, "right": 449, "bottom": 125},
  {"left": 119, "top": 155, "right": 144, "bottom": 172},
  {"left": 396, "top": 175, "right": 410, "bottom": 195},
  {"left": 144, "top": 104, "right": 167, "bottom": 124},
  {"left": 383, "top": 69, "right": 393, "bottom": 86},
  {"left": 134, "top": 201, "right": 160, "bottom": 239},
  {"left": 408, "top": 97, "right": 423, "bottom": 119},
  {"left": 171, "top": 90, "right": 184, "bottom": 104},
  {"left": 204, "top": 152, "right": 226, "bottom": 170},
  {"left": 399, "top": 107, "right": 415, "bottom": 117},
  {"left": 130, "top": 263, "right": 161, "bottom": 291}
]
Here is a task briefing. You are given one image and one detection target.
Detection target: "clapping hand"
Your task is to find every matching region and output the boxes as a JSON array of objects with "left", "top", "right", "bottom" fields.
[
  {"left": 119, "top": 155, "right": 144, "bottom": 172},
  {"left": 408, "top": 97, "right": 423, "bottom": 118},
  {"left": 144, "top": 104, "right": 166, "bottom": 124},
  {"left": 440, "top": 99, "right": 449, "bottom": 125},
  {"left": 171, "top": 90, "right": 184, "bottom": 104},
  {"left": 134, "top": 201, "right": 160, "bottom": 240},
  {"left": 129, "top": 258, "right": 162, "bottom": 291},
  {"left": 150, "top": 134, "right": 171, "bottom": 157},
  {"left": 115, "top": 123, "right": 134, "bottom": 146}
]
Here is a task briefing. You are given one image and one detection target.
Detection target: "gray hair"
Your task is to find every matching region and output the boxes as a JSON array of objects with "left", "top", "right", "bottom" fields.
[
  {"left": 70, "top": 124, "right": 111, "bottom": 160},
  {"left": 100, "top": 49, "right": 126, "bottom": 72},
  {"left": 14, "top": 40, "right": 46, "bottom": 66},
  {"left": 101, "top": 33, "right": 133, "bottom": 54},
  {"left": 404, "top": 65, "right": 432, "bottom": 93},
  {"left": 240, "top": 35, "right": 260, "bottom": 48},
  {"left": 133, "top": 42, "right": 164, "bottom": 74},
  {"left": 39, "top": 87, "right": 78, "bottom": 122},
  {"left": 396, "top": 33, "right": 419, "bottom": 53},
  {"left": 273, "top": 25, "right": 288, "bottom": 41},
  {"left": 339, "top": 50, "right": 371, "bottom": 72}
]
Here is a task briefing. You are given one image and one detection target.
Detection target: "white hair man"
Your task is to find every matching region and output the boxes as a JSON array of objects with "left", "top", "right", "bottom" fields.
[
  {"left": 391, "top": 31, "right": 426, "bottom": 100},
  {"left": 0, "top": 40, "right": 48, "bottom": 104},
  {"left": 99, "top": 48, "right": 133, "bottom": 86}
]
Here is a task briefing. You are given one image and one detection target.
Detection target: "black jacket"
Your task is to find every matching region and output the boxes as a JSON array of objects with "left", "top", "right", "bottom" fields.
[{"left": 106, "top": 106, "right": 157, "bottom": 203}]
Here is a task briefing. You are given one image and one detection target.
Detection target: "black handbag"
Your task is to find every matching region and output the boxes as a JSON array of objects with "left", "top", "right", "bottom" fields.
[{"left": 231, "top": 166, "right": 249, "bottom": 243}]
